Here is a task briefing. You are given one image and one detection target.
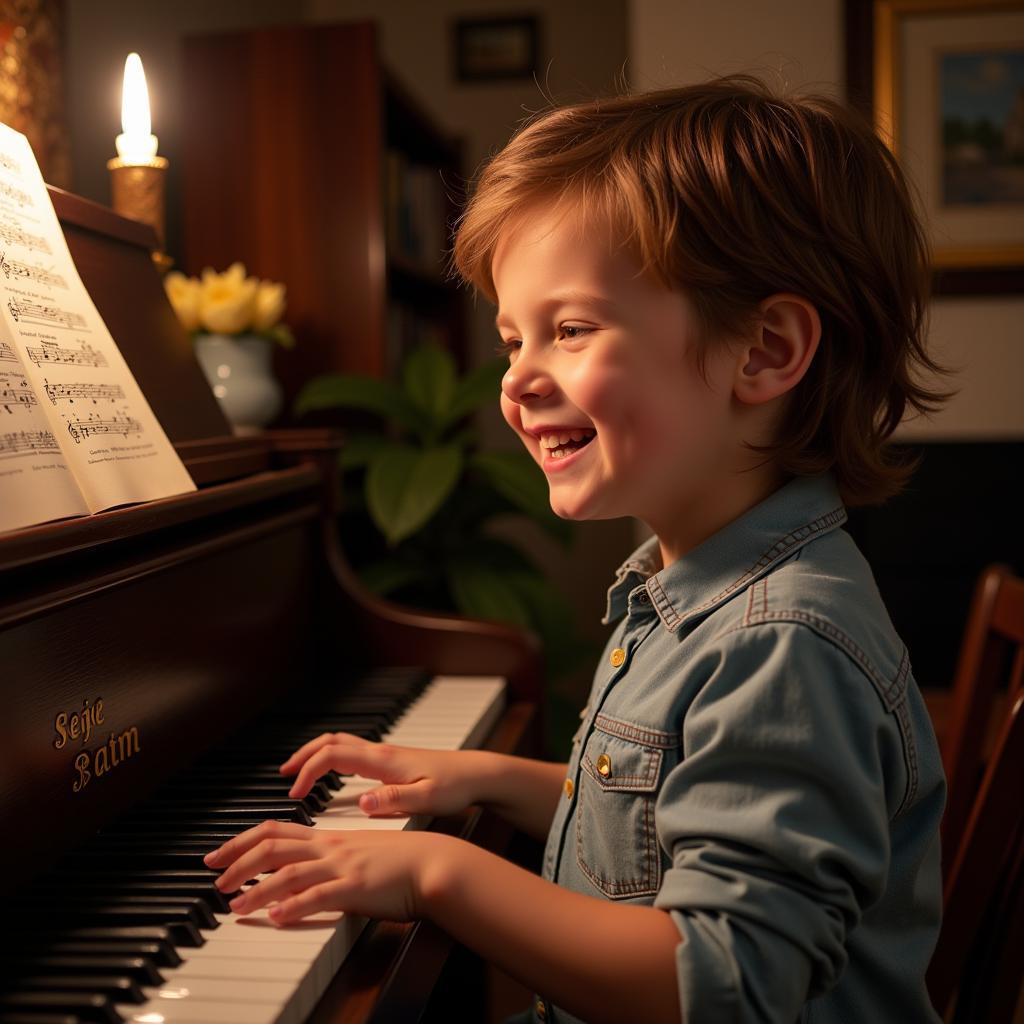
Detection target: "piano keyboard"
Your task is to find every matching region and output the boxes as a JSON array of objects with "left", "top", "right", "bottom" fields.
[{"left": 4, "top": 673, "right": 506, "bottom": 1024}]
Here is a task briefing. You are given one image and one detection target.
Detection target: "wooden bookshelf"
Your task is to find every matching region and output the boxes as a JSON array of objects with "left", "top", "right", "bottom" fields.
[{"left": 180, "top": 21, "right": 465, "bottom": 421}]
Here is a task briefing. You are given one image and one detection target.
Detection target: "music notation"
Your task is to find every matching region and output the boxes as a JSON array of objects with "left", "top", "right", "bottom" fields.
[
  {"left": 25, "top": 342, "right": 106, "bottom": 369},
  {"left": 7, "top": 298, "right": 87, "bottom": 331},
  {"left": 0, "top": 180, "right": 31, "bottom": 207},
  {"left": 0, "top": 341, "right": 15, "bottom": 363},
  {"left": 1, "top": 381, "right": 37, "bottom": 414},
  {"left": 0, "top": 222, "right": 50, "bottom": 254},
  {"left": 0, "top": 428, "right": 59, "bottom": 457},
  {"left": 0, "top": 153, "right": 21, "bottom": 176},
  {"left": 0, "top": 251, "right": 66, "bottom": 289},
  {"left": 44, "top": 381, "right": 125, "bottom": 406},
  {"left": 67, "top": 412, "right": 143, "bottom": 444}
]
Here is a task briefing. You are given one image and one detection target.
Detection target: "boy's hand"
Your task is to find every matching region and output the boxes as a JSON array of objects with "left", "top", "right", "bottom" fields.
[
  {"left": 204, "top": 820, "right": 461, "bottom": 924},
  {"left": 280, "top": 733, "right": 479, "bottom": 818}
]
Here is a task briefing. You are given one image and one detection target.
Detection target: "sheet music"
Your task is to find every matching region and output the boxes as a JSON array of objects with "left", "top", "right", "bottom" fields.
[{"left": 0, "top": 122, "right": 195, "bottom": 533}]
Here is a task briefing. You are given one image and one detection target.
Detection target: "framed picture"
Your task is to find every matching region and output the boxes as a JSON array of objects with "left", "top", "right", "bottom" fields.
[
  {"left": 454, "top": 15, "right": 540, "bottom": 82},
  {"left": 846, "top": 0, "right": 1024, "bottom": 293}
]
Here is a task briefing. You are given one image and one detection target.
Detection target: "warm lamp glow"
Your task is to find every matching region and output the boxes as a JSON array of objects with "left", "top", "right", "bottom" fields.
[{"left": 115, "top": 52, "right": 159, "bottom": 163}]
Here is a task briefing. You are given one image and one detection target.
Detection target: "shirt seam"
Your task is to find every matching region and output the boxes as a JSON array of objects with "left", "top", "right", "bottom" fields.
[{"left": 654, "top": 505, "right": 847, "bottom": 632}]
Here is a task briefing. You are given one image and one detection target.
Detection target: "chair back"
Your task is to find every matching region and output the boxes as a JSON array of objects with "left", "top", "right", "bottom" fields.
[
  {"left": 926, "top": 692, "right": 1024, "bottom": 1020},
  {"left": 940, "top": 564, "right": 1024, "bottom": 857}
]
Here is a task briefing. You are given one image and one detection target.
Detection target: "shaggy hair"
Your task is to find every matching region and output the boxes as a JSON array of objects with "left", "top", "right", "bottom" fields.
[{"left": 452, "top": 75, "right": 952, "bottom": 505}]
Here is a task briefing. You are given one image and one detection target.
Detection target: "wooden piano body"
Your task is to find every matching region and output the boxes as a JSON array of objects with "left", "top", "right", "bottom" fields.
[{"left": 0, "top": 190, "right": 541, "bottom": 1020}]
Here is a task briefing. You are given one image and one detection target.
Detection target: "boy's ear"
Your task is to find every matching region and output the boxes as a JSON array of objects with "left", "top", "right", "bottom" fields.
[{"left": 733, "top": 294, "right": 821, "bottom": 405}]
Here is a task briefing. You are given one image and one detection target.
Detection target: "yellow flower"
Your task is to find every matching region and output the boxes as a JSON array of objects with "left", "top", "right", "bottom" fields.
[
  {"left": 252, "top": 279, "right": 286, "bottom": 331},
  {"left": 164, "top": 271, "right": 202, "bottom": 332},
  {"left": 199, "top": 263, "right": 258, "bottom": 334}
]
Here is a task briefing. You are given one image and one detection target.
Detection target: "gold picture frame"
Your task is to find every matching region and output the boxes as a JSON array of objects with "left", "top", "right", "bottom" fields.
[{"left": 870, "top": 0, "right": 1024, "bottom": 275}]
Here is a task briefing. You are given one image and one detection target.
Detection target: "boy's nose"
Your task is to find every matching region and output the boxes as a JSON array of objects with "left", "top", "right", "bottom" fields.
[{"left": 502, "top": 357, "right": 553, "bottom": 405}]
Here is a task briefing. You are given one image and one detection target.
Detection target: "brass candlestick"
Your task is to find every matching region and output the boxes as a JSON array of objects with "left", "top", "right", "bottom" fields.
[{"left": 107, "top": 155, "right": 172, "bottom": 273}]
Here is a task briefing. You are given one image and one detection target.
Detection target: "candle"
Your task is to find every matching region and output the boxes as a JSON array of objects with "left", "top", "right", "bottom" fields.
[
  {"left": 115, "top": 53, "right": 159, "bottom": 164},
  {"left": 108, "top": 51, "right": 171, "bottom": 271}
]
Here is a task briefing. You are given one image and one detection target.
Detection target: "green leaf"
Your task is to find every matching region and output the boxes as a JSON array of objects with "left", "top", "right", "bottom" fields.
[
  {"left": 337, "top": 432, "right": 393, "bottom": 470},
  {"left": 366, "top": 444, "right": 463, "bottom": 546},
  {"left": 443, "top": 358, "right": 506, "bottom": 427},
  {"left": 294, "top": 374, "right": 422, "bottom": 432},
  {"left": 446, "top": 562, "right": 534, "bottom": 629},
  {"left": 403, "top": 345, "right": 456, "bottom": 424},
  {"left": 471, "top": 450, "right": 570, "bottom": 542}
]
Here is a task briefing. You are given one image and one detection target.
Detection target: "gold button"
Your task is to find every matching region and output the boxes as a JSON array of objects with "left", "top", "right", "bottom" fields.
[
  {"left": 535, "top": 998, "right": 547, "bottom": 1020},
  {"left": 610, "top": 647, "right": 626, "bottom": 667},
  {"left": 596, "top": 753, "right": 612, "bottom": 777},
  {"left": 564, "top": 777, "right": 574, "bottom": 799}
]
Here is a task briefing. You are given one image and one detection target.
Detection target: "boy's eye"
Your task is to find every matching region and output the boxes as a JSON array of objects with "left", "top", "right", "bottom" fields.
[
  {"left": 495, "top": 337, "right": 521, "bottom": 358},
  {"left": 560, "top": 324, "right": 592, "bottom": 340}
]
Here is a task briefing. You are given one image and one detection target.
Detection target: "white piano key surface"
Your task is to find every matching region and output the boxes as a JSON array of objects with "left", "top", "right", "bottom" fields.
[{"left": 127, "top": 675, "right": 505, "bottom": 1024}]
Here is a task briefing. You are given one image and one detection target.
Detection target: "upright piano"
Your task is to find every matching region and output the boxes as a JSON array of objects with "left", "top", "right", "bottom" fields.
[{"left": 0, "top": 189, "right": 542, "bottom": 1022}]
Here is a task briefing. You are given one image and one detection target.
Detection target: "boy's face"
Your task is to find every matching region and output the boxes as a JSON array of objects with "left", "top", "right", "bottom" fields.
[{"left": 492, "top": 202, "right": 756, "bottom": 557}]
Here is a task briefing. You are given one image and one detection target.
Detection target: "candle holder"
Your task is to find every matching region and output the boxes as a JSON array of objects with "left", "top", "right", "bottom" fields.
[{"left": 107, "top": 155, "right": 172, "bottom": 273}]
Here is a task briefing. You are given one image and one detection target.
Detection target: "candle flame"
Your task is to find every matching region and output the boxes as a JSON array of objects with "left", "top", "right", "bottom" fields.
[{"left": 121, "top": 52, "right": 151, "bottom": 136}]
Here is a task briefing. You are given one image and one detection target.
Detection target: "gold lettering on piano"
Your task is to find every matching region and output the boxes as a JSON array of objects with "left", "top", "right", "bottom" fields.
[
  {"left": 72, "top": 727, "right": 141, "bottom": 793},
  {"left": 53, "top": 696, "right": 104, "bottom": 749}
]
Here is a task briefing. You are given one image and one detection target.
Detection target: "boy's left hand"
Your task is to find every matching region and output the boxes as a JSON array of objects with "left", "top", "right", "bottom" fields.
[{"left": 204, "top": 820, "right": 457, "bottom": 925}]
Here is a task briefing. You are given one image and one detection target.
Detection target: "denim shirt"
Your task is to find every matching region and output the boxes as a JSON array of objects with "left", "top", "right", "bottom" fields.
[{"left": 533, "top": 475, "right": 944, "bottom": 1024}]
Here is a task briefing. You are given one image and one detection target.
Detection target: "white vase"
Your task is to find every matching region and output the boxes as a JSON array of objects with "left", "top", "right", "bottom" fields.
[{"left": 194, "top": 333, "right": 283, "bottom": 435}]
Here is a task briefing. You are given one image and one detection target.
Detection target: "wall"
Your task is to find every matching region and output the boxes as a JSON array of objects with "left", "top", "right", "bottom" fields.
[{"left": 629, "top": 0, "right": 1024, "bottom": 443}]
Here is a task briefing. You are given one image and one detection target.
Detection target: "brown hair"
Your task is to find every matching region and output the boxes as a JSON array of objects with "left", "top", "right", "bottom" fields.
[{"left": 452, "top": 75, "right": 952, "bottom": 505}]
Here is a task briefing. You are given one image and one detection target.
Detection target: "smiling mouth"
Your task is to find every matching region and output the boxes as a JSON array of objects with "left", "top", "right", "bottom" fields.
[{"left": 539, "top": 430, "right": 596, "bottom": 460}]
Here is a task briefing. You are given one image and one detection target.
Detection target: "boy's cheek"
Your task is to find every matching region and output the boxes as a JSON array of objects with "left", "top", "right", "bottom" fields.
[{"left": 499, "top": 395, "right": 534, "bottom": 450}]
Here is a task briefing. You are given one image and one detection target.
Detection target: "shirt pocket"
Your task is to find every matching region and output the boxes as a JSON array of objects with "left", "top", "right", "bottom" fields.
[{"left": 576, "top": 719, "right": 665, "bottom": 899}]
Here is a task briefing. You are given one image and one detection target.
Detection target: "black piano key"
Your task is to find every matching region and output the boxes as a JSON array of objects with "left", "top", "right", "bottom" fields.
[
  {"left": 40, "top": 927, "right": 196, "bottom": 952},
  {"left": 11, "top": 979, "right": 142, "bottom": 1006},
  {"left": 148, "top": 792, "right": 327, "bottom": 814},
  {"left": 22, "top": 943, "right": 180, "bottom": 969},
  {"left": 7, "top": 959, "right": 163, "bottom": 988},
  {"left": 161, "top": 780, "right": 334, "bottom": 804},
  {"left": 0, "top": 1014, "right": 82, "bottom": 1023},
  {"left": 20, "top": 908, "right": 208, "bottom": 943},
  {"left": 121, "top": 804, "right": 314, "bottom": 825},
  {"left": 17, "top": 897, "right": 216, "bottom": 937},
  {"left": 0, "top": 993, "right": 122, "bottom": 1024},
  {"left": 53, "top": 882, "right": 233, "bottom": 914}
]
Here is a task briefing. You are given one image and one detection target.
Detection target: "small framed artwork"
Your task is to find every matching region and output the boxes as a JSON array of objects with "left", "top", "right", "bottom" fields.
[
  {"left": 847, "top": 0, "right": 1024, "bottom": 293},
  {"left": 454, "top": 15, "right": 540, "bottom": 82}
]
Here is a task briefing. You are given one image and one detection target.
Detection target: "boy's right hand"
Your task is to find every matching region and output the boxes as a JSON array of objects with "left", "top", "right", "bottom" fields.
[{"left": 281, "top": 733, "right": 479, "bottom": 818}]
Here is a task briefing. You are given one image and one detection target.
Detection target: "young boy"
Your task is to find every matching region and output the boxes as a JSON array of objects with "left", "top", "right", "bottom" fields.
[{"left": 206, "top": 76, "right": 950, "bottom": 1023}]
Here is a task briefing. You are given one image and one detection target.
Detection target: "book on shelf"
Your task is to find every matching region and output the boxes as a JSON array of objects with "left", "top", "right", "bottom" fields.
[
  {"left": 0, "top": 122, "right": 195, "bottom": 535},
  {"left": 384, "top": 148, "right": 449, "bottom": 275}
]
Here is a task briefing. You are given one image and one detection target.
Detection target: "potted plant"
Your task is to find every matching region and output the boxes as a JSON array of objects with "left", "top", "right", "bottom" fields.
[{"left": 296, "top": 343, "right": 595, "bottom": 708}]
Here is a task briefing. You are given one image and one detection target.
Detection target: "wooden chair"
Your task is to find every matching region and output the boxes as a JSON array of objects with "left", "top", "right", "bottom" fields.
[
  {"left": 937, "top": 564, "right": 1024, "bottom": 863},
  {"left": 926, "top": 690, "right": 1024, "bottom": 1019}
]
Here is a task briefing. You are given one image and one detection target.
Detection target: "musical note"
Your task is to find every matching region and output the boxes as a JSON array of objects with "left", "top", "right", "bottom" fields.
[
  {"left": 0, "top": 429, "right": 59, "bottom": 457},
  {"left": 7, "top": 297, "right": 87, "bottom": 331},
  {"left": 25, "top": 343, "right": 106, "bottom": 369},
  {"left": 0, "top": 222, "right": 50, "bottom": 254},
  {"left": 0, "top": 380, "right": 37, "bottom": 414},
  {"left": 67, "top": 412, "right": 143, "bottom": 444},
  {"left": 0, "top": 251, "right": 67, "bottom": 289},
  {"left": 0, "top": 341, "right": 16, "bottom": 363},
  {"left": 0, "top": 180, "right": 31, "bottom": 207},
  {"left": 44, "top": 381, "right": 124, "bottom": 406},
  {"left": 0, "top": 153, "right": 22, "bottom": 176}
]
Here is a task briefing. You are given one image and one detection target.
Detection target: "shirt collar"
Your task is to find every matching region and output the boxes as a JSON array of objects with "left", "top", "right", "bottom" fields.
[{"left": 603, "top": 474, "right": 847, "bottom": 631}]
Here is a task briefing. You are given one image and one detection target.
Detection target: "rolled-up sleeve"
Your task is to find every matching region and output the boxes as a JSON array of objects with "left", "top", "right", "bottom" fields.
[{"left": 654, "top": 623, "right": 899, "bottom": 1023}]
